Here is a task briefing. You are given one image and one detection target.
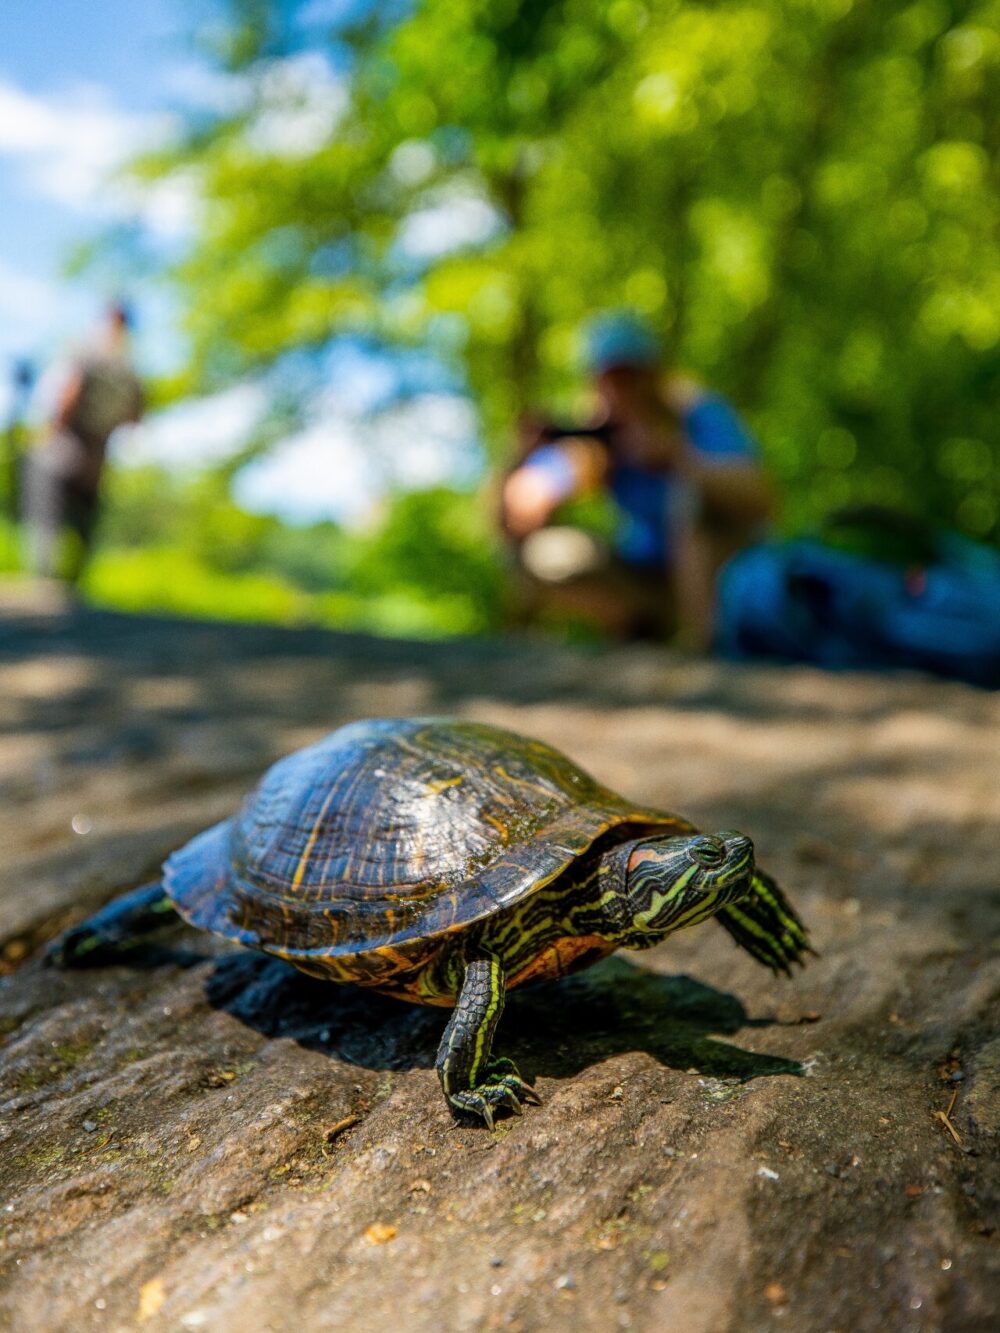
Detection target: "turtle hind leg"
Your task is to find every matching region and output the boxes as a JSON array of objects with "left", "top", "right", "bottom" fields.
[
  {"left": 46, "top": 882, "right": 178, "bottom": 968},
  {"left": 435, "top": 955, "right": 541, "bottom": 1129}
]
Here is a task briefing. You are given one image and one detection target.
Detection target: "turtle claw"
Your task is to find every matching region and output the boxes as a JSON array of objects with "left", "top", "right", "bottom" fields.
[
  {"left": 447, "top": 1063, "right": 541, "bottom": 1127},
  {"left": 45, "top": 924, "right": 106, "bottom": 969},
  {"left": 487, "top": 1059, "right": 541, "bottom": 1108},
  {"left": 448, "top": 1088, "right": 499, "bottom": 1128},
  {"left": 495, "top": 1074, "right": 540, "bottom": 1108}
]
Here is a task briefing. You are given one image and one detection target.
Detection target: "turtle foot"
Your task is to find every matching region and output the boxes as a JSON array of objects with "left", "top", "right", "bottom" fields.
[
  {"left": 447, "top": 1059, "right": 541, "bottom": 1129},
  {"left": 44, "top": 884, "right": 177, "bottom": 969},
  {"left": 45, "top": 923, "right": 120, "bottom": 969}
]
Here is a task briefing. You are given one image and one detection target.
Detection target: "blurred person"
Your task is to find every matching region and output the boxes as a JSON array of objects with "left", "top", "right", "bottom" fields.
[
  {"left": 23, "top": 302, "right": 144, "bottom": 585},
  {"left": 501, "top": 313, "right": 774, "bottom": 648}
]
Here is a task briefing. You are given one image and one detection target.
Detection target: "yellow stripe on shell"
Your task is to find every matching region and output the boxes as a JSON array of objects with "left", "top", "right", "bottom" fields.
[{"left": 290, "top": 778, "right": 347, "bottom": 890}]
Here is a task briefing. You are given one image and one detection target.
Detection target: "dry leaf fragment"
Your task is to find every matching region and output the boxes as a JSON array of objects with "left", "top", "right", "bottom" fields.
[
  {"left": 138, "top": 1277, "right": 166, "bottom": 1322},
  {"left": 364, "top": 1222, "right": 397, "bottom": 1245}
]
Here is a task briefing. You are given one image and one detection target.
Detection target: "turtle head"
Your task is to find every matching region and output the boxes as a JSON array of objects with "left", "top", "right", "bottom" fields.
[{"left": 619, "top": 831, "right": 754, "bottom": 946}]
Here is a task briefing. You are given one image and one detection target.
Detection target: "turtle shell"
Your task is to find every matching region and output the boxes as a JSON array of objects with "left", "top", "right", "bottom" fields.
[{"left": 163, "top": 718, "right": 692, "bottom": 982}]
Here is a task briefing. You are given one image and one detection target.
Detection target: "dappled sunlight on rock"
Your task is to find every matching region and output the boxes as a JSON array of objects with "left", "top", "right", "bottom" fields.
[{"left": 2, "top": 597, "right": 1000, "bottom": 1328}]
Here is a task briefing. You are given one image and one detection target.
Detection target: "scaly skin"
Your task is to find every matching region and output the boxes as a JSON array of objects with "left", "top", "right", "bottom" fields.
[
  {"left": 429, "top": 830, "right": 766, "bottom": 1123},
  {"left": 50, "top": 831, "right": 810, "bottom": 1127},
  {"left": 435, "top": 958, "right": 541, "bottom": 1129}
]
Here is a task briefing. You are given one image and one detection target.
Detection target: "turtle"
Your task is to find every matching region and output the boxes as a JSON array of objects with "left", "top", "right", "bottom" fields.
[{"left": 49, "top": 717, "right": 811, "bottom": 1127}]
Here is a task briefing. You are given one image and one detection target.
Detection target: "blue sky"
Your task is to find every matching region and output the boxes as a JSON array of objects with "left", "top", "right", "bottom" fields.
[
  {"left": 0, "top": 0, "right": 226, "bottom": 450},
  {"left": 0, "top": 1, "right": 189, "bottom": 363},
  {"left": 0, "top": 0, "right": 481, "bottom": 522}
]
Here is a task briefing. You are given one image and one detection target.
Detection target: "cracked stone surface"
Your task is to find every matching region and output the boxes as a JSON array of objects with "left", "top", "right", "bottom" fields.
[{"left": 2, "top": 592, "right": 999, "bottom": 1332}]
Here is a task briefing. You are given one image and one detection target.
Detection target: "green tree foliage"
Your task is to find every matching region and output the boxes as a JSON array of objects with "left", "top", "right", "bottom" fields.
[
  {"left": 137, "top": 0, "right": 1000, "bottom": 545},
  {"left": 90, "top": 465, "right": 504, "bottom": 635}
]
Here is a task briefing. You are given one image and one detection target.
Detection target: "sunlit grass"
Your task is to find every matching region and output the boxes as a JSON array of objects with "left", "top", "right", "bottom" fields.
[{"left": 80, "top": 544, "right": 491, "bottom": 639}]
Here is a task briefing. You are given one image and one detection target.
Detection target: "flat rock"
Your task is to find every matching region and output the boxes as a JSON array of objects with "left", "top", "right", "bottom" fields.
[{"left": 2, "top": 593, "right": 999, "bottom": 1331}]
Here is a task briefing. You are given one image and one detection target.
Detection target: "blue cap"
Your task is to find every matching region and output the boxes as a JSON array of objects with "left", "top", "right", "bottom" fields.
[{"left": 584, "top": 311, "right": 661, "bottom": 373}]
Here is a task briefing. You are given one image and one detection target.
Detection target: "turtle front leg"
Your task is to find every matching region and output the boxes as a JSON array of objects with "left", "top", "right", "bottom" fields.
[
  {"left": 436, "top": 955, "right": 541, "bottom": 1129},
  {"left": 715, "top": 868, "right": 814, "bottom": 975},
  {"left": 46, "top": 882, "right": 178, "bottom": 967}
]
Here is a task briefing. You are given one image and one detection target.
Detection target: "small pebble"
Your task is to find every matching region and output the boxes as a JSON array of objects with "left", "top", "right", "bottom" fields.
[
  {"left": 825, "top": 1164, "right": 840, "bottom": 1178},
  {"left": 490, "top": 1257, "right": 504, "bottom": 1268},
  {"left": 83, "top": 1120, "right": 98, "bottom": 1133},
  {"left": 555, "top": 1274, "right": 576, "bottom": 1291}
]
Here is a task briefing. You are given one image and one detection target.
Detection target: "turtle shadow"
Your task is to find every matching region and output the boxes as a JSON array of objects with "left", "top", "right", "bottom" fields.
[
  {"left": 203, "top": 951, "right": 803, "bottom": 1084},
  {"left": 506, "top": 957, "right": 804, "bottom": 1082}
]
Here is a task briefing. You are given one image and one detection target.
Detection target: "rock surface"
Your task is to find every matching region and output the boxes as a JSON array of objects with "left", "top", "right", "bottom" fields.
[{"left": 2, "top": 592, "right": 999, "bottom": 1332}]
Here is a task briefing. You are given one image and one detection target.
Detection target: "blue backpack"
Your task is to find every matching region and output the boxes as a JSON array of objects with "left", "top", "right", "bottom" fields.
[{"left": 716, "top": 511, "right": 1000, "bottom": 687}]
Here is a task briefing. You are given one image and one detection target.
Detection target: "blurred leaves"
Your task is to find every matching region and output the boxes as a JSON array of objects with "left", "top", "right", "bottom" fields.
[{"left": 117, "top": 0, "right": 1000, "bottom": 546}]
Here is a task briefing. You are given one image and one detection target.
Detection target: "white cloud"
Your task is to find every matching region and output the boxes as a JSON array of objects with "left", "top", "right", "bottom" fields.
[
  {"left": 234, "top": 392, "right": 481, "bottom": 525},
  {"left": 234, "top": 419, "right": 378, "bottom": 524},
  {"left": 0, "top": 78, "right": 174, "bottom": 220},
  {"left": 121, "top": 168, "right": 204, "bottom": 241},
  {"left": 0, "top": 50, "right": 344, "bottom": 243},
  {"left": 112, "top": 384, "right": 268, "bottom": 471},
  {"left": 367, "top": 393, "right": 481, "bottom": 491},
  {"left": 159, "top": 60, "right": 249, "bottom": 117},
  {"left": 246, "top": 52, "right": 347, "bottom": 158}
]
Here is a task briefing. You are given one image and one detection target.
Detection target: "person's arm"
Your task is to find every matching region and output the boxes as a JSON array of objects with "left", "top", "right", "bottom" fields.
[
  {"left": 673, "top": 391, "right": 776, "bottom": 525},
  {"left": 501, "top": 437, "right": 609, "bottom": 539},
  {"left": 680, "top": 456, "right": 776, "bottom": 524},
  {"left": 53, "top": 368, "right": 85, "bottom": 431}
]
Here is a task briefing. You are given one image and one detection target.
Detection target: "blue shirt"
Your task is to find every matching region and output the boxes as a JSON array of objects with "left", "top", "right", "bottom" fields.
[{"left": 609, "top": 394, "right": 759, "bottom": 567}]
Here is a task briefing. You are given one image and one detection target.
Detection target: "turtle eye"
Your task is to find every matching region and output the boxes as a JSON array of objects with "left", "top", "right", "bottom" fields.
[{"left": 690, "top": 838, "right": 725, "bottom": 868}]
